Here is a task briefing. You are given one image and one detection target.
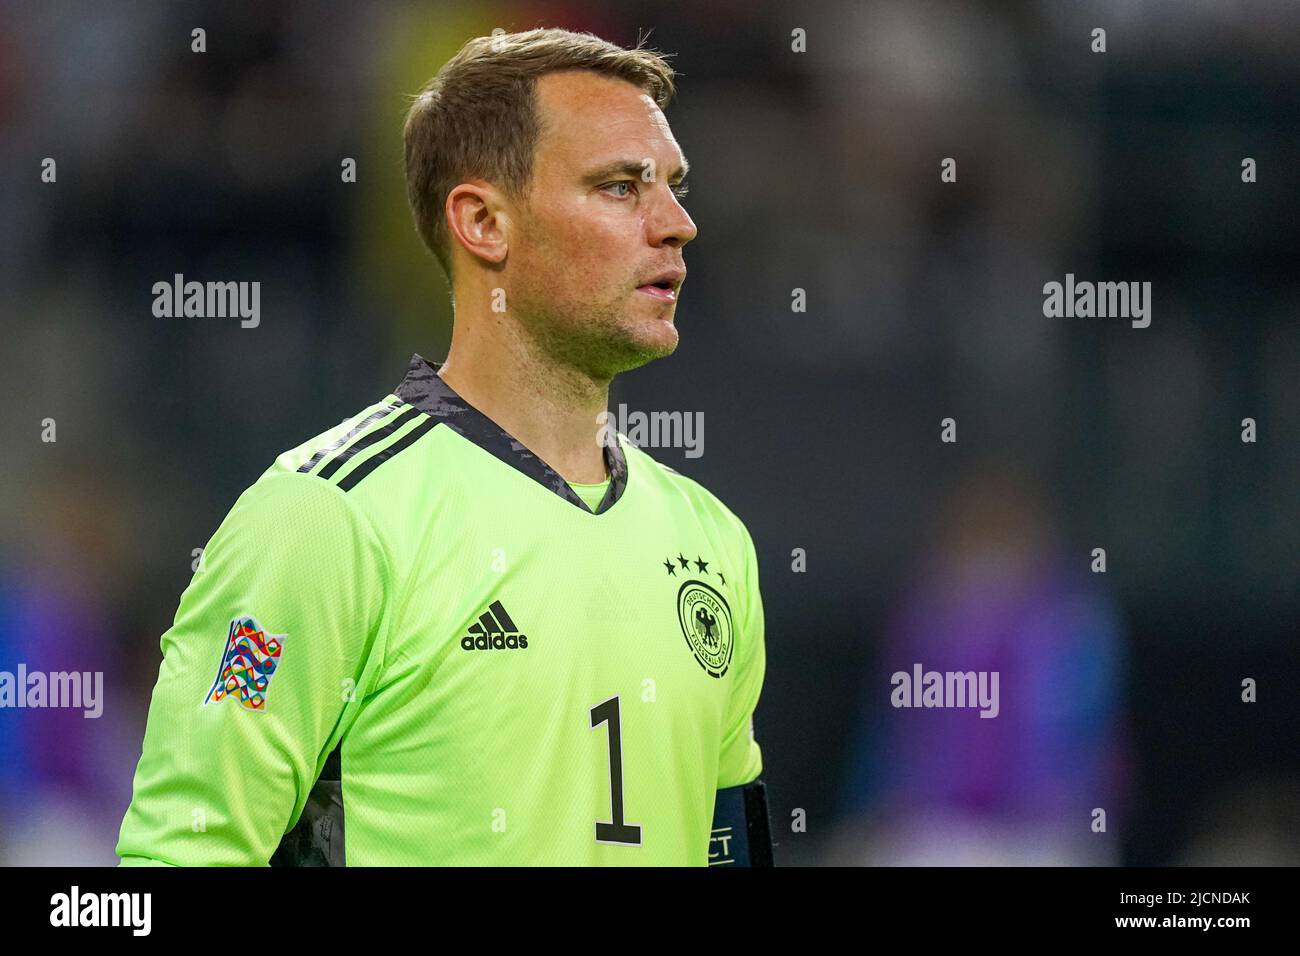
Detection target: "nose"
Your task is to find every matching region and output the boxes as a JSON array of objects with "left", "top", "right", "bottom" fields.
[{"left": 649, "top": 187, "right": 698, "bottom": 249}]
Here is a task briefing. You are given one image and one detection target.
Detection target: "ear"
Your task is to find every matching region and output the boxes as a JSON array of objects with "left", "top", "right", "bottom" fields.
[{"left": 445, "top": 181, "right": 511, "bottom": 267}]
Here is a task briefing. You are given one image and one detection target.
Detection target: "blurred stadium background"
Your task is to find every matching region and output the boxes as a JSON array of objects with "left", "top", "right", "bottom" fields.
[{"left": 1, "top": 0, "right": 1297, "bottom": 865}]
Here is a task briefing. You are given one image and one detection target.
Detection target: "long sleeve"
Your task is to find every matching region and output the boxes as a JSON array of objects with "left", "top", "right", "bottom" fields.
[
  {"left": 116, "top": 472, "right": 391, "bottom": 865},
  {"left": 716, "top": 523, "right": 766, "bottom": 789}
]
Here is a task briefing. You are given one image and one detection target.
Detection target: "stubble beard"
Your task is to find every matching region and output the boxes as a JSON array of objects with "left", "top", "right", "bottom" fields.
[{"left": 522, "top": 288, "right": 679, "bottom": 383}]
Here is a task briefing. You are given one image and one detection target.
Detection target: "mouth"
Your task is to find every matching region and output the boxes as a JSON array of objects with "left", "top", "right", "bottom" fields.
[
  {"left": 635, "top": 281, "right": 677, "bottom": 302},
  {"left": 635, "top": 269, "right": 685, "bottom": 302}
]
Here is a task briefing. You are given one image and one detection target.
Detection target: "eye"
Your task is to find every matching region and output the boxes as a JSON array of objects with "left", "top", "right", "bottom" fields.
[
  {"left": 602, "top": 180, "right": 637, "bottom": 198},
  {"left": 671, "top": 182, "right": 690, "bottom": 201}
]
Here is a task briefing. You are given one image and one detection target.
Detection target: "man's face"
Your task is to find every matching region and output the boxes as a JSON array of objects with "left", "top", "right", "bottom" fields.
[{"left": 506, "top": 69, "right": 697, "bottom": 380}]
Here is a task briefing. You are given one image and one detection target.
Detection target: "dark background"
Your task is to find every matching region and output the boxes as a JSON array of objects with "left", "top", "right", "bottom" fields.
[{"left": 1, "top": 0, "right": 1297, "bottom": 865}]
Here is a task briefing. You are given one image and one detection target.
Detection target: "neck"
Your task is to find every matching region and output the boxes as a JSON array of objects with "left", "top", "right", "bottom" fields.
[{"left": 438, "top": 297, "right": 610, "bottom": 485}]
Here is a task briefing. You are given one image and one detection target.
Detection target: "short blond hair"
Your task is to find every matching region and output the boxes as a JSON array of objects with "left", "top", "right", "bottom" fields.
[{"left": 403, "top": 28, "right": 677, "bottom": 280}]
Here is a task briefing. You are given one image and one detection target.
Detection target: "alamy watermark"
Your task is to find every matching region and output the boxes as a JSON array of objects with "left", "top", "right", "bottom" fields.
[
  {"left": 0, "top": 664, "right": 103, "bottom": 718},
  {"left": 50, "top": 886, "right": 150, "bottom": 935},
  {"left": 152, "top": 273, "right": 260, "bottom": 328},
  {"left": 890, "top": 663, "right": 999, "bottom": 718},
  {"left": 1042, "top": 272, "right": 1151, "bottom": 328},
  {"left": 597, "top": 405, "right": 704, "bottom": 458}
]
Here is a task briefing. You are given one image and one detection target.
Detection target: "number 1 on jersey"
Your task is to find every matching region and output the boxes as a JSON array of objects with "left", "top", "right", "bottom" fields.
[{"left": 590, "top": 695, "right": 642, "bottom": 846}]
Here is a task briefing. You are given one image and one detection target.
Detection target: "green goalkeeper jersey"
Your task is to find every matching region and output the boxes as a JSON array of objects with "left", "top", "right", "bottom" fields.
[{"left": 116, "top": 353, "right": 766, "bottom": 866}]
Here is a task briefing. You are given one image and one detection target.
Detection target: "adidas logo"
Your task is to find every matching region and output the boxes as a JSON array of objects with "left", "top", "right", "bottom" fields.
[{"left": 460, "top": 600, "right": 529, "bottom": 651}]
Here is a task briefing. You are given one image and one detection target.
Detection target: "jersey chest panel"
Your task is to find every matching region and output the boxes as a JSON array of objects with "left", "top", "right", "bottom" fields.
[{"left": 344, "top": 464, "right": 740, "bottom": 864}]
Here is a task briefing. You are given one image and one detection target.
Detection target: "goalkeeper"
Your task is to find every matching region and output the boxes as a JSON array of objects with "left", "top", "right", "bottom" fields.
[{"left": 117, "top": 27, "right": 771, "bottom": 866}]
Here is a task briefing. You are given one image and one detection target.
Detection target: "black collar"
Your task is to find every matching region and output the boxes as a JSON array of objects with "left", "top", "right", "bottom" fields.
[{"left": 393, "top": 353, "right": 628, "bottom": 515}]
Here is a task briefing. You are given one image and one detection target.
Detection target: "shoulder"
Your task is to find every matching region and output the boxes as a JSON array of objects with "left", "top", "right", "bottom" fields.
[
  {"left": 622, "top": 438, "right": 756, "bottom": 558},
  {"left": 253, "top": 389, "right": 455, "bottom": 508},
  {"left": 210, "top": 393, "right": 422, "bottom": 557},
  {"left": 263, "top": 393, "right": 411, "bottom": 482}
]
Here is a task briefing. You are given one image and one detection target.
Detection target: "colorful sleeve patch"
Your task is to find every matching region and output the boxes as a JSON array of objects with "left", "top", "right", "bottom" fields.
[{"left": 204, "top": 615, "right": 286, "bottom": 712}]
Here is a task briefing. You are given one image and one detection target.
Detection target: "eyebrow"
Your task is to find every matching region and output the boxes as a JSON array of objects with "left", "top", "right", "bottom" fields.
[{"left": 582, "top": 156, "right": 690, "bottom": 185}]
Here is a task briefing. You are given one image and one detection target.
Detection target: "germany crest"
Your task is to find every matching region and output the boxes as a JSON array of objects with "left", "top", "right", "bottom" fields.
[{"left": 677, "top": 580, "right": 733, "bottom": 678}]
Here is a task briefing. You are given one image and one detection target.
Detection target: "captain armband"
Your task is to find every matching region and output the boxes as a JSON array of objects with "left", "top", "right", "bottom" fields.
[{"left": 708, "top": 777, "right": 773, "bottom": 866}]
